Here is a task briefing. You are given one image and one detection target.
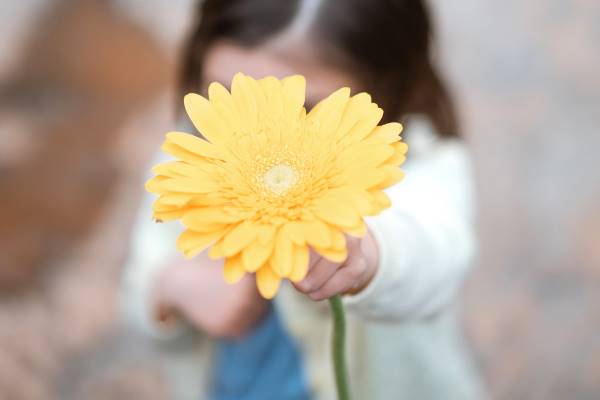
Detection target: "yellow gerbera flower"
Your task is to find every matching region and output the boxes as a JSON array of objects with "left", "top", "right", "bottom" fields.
[{"left": 146, "top": 73, "right": 407, "bottom": 298}]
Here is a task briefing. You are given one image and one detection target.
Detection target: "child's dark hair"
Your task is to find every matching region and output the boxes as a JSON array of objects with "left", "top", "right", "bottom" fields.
[{"left": 180, "top": 0, "right": 459, "bottom": 137}]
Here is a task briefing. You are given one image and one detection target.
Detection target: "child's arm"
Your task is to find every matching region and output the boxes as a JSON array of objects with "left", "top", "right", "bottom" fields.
[
  {"left": 121, "top": 187, "right": 268, "bottom": 339},
  {"left": 344, "top": 139, "right": 476, "bottom": 321},
  {"left": 120, "top": 183, "right": 188, "bottom": 339}
]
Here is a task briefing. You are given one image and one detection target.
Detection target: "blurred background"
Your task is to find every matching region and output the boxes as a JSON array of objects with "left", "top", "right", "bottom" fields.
[{"left": 0, "top": 0, "right": 599, "bottom": 399}]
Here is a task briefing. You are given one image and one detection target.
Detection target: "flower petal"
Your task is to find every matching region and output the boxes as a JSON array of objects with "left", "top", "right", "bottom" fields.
[
  {"left": 333, "top": 92, "right": 372, "bottom": 141},
  {"left": 154, "top": 177, "right": 219, "bottom": 194},
  {"left": 270, "top": 229, "right": 293, "bottom": 277},
  {"left": 349, "top": 167, "right": 386, "bottom": 190},
  {"left": 368, "top": 122, "right": 404, "bottom": 143},
  {"left": 242, "top": 238, "right": 274, "bottom": 272},
  {"left": 373, "top": 166, "right": 405, "bottom": 190},
  {"left": 369, "top": 190, "right": 392, "bottom": 209},
  {"left": 231, "top": 73, "right": 259, "bottom": 131},
  {"left": 336, "top": 97, "right": 383, "bottom": 145},
  {"left": 223, "top": 255, "right": 246, "bottom": 284},
  {"left": 289, "top": 244, "right": 310, "bottom": 282},
  {"left": 257, "top": 224, "right": 276, "bottom": 245},
  {"left": 221, "top": 221, "right": 259, "bottom": 257},
  {"left": 152, "top": 200, "right": 180, "bottom": 212},
  {"left": 343, "top": 104, "right": 383, "bottom": 144},
  {"left": 177, "top": 229, "right": 227, "bottom": 258},
  {"left": 281, "top": 75, "right": 306, "bottom": 119},
  {"left": 313, "top": 198, "right": 361, "bottom": 229},
  {"left": 152, "top": 161, "right": 216, "bottom": 181},
  {"left": 187, "top": 221, "right": 228, "bottom": 233},
  {"left": 282, "top": 222, "right": 306, "bottom": 245},
  {"left": 331, "top": 230, "right": 346, "bottom": 251},
  {"left": 314, "top": 246, "right": 348, "bottom": 263},
  {"left": 343, "top": 188, "right": 377, "bottom": 216},
  {"left": 344, "top": 144, "right": 394, "bottom": 168},
  {"left": 256, "top": 266, "right": 281, "bottom": 299},
  {"left": 182, "top": 208, "right": 242, "bottom": 230},
  {"left": 302, "top": 219, "right": 332, "bottom": 248},
  {"left": 153, "top": 208, "right": 189, "bottom": 222},
  {"left": 208, "top": 81, "right": 239, "bottom": 129},
  {"left": 258, "top": 76, "right": 284, "bottom": 118},
  {"left": 208, "top": 240, "right": 225, "bottom": 259},
  {"left": 158, "top": 193, "right": 194, "bottom": 207},
  {"left": 344, "top": 219, "right": 367, "bottom": 237},
  {"left": 307, "top": 87, "right": 350, "bottom": 134},
  {"left": 385, "top": 142, "right": 408, "bottom": 166},
  {"left": 184, "top": 94, "right": 231, "bottom": 145},
  {"left": 164, "top": 131, "right": 227, "bottom": 160}
]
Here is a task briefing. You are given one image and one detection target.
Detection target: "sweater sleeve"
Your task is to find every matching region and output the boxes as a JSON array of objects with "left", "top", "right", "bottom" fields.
[
  {"left": 120, "top": 158, "right": 189, "bottom": 339},
  {"left": 344, "top": 138, "right": 476, "bottom": 322}
]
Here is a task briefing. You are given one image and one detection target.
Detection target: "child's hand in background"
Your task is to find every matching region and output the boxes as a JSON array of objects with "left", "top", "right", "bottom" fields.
[
  {"left": 293, "top": 228, "right": 380, "bottom": 301},
  {"left": 155, "top": 227, "right": 380, "bottom": 334},
  {"left": 156, "top": 254, "right": 269, "bottom": 338}
]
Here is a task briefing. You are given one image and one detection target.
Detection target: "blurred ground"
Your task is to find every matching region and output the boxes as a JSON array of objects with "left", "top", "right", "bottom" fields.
[
  {"left": 0, "top": 0, "right": 174, "bottom": 397},
  {"left": 0, "top": 0, "right": 599, "bottom": 399}
]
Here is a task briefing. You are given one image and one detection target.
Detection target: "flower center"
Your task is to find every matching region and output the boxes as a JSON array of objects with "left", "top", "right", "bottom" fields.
[{"left": 263, "top": 164, "right": 298, "bottom": 195}]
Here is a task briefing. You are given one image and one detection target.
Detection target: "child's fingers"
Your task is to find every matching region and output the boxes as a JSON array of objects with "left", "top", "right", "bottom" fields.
[
  {"left": 294, "top": 253, "right": 340, "bottom": 293},
  {"left": 307, "top": 257, "right": 369, "bottom": 301}
]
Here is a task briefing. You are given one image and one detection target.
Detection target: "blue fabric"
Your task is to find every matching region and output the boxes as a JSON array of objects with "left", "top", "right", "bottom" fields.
[{"left": 210, "top": 305, "right": 310, "bottom": 400}]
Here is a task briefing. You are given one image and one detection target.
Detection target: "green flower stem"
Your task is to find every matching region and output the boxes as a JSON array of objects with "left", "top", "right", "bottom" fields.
[{"left": 329, "top": 294, "right": 351, "bottom": 400}]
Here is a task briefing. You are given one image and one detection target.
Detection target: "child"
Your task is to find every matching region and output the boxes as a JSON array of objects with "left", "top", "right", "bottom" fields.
[{"left": 123, "top": 0, "right": 483, "bottom": 398}]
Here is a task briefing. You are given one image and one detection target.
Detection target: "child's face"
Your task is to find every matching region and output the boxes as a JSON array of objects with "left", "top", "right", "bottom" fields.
[{"left": 202, "top": 40, "right": 358, "bottom": 109}]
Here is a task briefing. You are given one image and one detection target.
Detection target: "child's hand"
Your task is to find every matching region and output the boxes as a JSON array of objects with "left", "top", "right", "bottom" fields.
[
  {"left": 156, "top": 254, "right": 269, "bottom": 338},
  {"left": 293, "top": 228, "right": 379, "bottom": 301}
]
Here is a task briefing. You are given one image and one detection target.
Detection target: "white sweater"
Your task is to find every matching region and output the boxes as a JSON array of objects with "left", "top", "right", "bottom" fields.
[{"left": 121, "top": 118, "right": 483, "bottom": 399}]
